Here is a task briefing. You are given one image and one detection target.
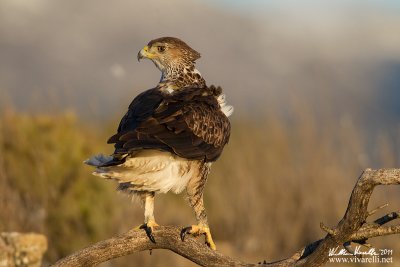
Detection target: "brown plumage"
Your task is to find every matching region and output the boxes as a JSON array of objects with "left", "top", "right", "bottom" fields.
[
  {"left": 85, "top": 37, "right": 233, "bottom": 250},
  {"left": 148, "top": 37, "right": 201, "bottom": 62},
  {"left": 106, "top": 86, "right": 230, "bottom": 164}
]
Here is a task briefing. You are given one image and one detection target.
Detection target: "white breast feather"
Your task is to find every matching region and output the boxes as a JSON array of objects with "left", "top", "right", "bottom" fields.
[
  {"left": 165, "top": 87, "right": 174, "bottom": 94},
  {"left": 193, "top": 68, "right": 201, "bottom": 75},
  {"left": 217, "top": 94, "right": 234, "bottom": 117}
]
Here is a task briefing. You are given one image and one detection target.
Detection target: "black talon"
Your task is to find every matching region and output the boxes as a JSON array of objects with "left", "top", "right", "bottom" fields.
[
  {"left": 140, "top": 223, "right": 156, "bottom": 243},
  {"left": 180, "top": 226, "right": 192, "bottom": 241}
]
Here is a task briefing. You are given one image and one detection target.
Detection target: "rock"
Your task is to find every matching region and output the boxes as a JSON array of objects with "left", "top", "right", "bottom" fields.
[{"left": 0, "top": 233, "right": 47, "bottom": 267}]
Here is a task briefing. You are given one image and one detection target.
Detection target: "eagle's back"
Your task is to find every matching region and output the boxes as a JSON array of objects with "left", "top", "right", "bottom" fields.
[{"left": 107, "top": 86, "right": 231, "bottom": 164}]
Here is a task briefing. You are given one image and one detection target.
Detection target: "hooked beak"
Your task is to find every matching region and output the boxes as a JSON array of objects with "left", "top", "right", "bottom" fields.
[{"left": 137, "top": 45, "right": 156, "bottom": 62}]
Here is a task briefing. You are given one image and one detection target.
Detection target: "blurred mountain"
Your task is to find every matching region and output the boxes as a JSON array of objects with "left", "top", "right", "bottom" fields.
[{"left": 0, "top": 0, "right": 400, "bottom": 127}]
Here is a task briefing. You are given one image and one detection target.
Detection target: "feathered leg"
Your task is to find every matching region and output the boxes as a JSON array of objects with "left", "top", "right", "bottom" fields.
[
  {"left": 180, "top": 163, "right": 216, "bottom": 250},
  {"left": 135, "top": 192, "right": 159, "bottom": 243}
]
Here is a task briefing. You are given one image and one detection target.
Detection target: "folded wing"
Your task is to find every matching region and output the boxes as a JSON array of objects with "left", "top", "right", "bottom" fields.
[{"left": 106, "top": 87, "right": 231, "bottom": 165}]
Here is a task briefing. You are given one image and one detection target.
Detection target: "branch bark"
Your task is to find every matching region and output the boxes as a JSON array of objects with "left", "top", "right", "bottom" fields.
[{"left": 52, "top": 168, "right": 400, "bottom": 267}]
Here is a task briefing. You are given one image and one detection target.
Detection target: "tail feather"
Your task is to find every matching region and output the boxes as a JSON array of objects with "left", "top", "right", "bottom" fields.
[{"left": 84, "top": 154, "right": 114, "bottom": 167}]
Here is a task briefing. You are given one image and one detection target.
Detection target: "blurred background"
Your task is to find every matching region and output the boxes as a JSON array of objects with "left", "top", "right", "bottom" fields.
[{"left": 1, "top": 0, "right": 400, "bottom": 266}]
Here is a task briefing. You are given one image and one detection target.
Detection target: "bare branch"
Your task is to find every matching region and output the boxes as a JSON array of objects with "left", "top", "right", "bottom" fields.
[
  {"left": 51, "top": 169, "right": 400, "bottom": 267},
  {"left": 294, "top": 168, "right": 400, "bottom": 266},
  {"left": 350, "top": 225, "right": 400, "bottom": 241},
  {"left": 319, "top": 223, "right": 336, "bottom": 235},
  {"left": 368, "top": 203, "right": 388, "bottom": 216},
  {"left": 51, "top": 226, "right": 247, "bottom": 267}
]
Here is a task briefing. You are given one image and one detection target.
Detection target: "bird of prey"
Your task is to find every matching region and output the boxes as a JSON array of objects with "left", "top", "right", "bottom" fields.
[{"left": 85, "top": 37, "right": 233, "bottom": 250}]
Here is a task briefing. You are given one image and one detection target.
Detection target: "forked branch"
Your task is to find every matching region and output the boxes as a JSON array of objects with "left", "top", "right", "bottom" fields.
[{"left": 52, "top": 169, "right": 400, "bottom": 267}]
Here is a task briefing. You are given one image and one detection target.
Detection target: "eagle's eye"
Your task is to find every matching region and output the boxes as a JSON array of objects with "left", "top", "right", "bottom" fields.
[{"left": 157, "top": 46, "right": 166, "bottom": 53}]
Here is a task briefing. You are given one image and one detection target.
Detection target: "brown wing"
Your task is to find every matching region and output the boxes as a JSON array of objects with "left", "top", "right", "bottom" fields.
[{"left": 106, "top": 87, "right": 231, "bottom": 164}]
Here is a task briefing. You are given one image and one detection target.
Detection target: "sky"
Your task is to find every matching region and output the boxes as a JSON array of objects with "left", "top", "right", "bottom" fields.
[{"left": 206, "top": 0, "right": 400, "bottom": 11}]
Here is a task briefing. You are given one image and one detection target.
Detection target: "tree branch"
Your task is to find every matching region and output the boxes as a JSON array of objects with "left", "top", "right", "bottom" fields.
[
  {"left": 51, "top": 226, "right": 246, "bottom": 267},
  {"left": 51, "top": 168, "right": 400, "bottom": 267}
]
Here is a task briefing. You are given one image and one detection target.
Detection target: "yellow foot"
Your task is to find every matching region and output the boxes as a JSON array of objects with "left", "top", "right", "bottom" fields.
[
  {"left": 134, "top": 220, "right": 159, "bottom": 243},
  {"left": 180, "top": 224, "right": 216, "bottom": 250}
]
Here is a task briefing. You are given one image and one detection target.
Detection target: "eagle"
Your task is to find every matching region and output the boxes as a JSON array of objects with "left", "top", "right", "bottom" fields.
[{"left": 85, "top": 37, "right": 233, "bottom": 250}]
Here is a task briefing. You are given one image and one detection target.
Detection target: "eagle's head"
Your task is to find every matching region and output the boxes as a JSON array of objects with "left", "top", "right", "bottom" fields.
[
  {"left": 137, "top": 37, "right": 200, "bottom": 70},
  {"left": 137, "top": 37, "right": 205, "bottom": 90}
]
